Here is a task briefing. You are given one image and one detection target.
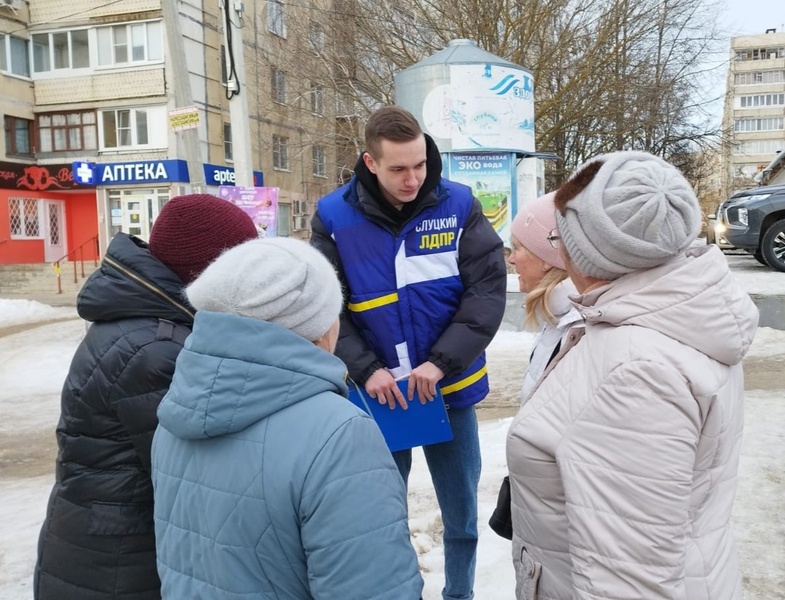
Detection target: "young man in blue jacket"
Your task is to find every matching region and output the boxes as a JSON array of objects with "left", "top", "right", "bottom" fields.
[{"left": 311, "top": 105, "right": 507, "bottom": 600}]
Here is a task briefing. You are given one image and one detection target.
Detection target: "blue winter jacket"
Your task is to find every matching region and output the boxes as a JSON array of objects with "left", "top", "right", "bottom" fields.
[{"left": 151, "top": 311, "right": 423, "bottom": 600}]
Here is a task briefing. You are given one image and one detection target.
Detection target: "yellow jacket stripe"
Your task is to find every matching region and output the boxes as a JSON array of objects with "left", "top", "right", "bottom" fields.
[
  {"left": 347, "top": 292, "right": 399, "bottom": 313},
  {"left": 441, "top": 365, "right": 488, "bottom": 396}
]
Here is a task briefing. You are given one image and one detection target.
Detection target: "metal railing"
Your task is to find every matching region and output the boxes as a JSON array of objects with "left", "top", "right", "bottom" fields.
[{"left": 53, "top": 235, "right": 100, "bottom": 294}]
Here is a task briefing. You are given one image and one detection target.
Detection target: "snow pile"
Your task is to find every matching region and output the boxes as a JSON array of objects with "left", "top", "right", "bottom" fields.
[{"left": 0, "top": 299, "right": 77, "bottom": 328}]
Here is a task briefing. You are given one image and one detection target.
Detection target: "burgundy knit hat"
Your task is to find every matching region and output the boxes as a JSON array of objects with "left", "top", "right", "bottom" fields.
[{"left": 148, "top": 194, "right": 258, "bottom": 284}]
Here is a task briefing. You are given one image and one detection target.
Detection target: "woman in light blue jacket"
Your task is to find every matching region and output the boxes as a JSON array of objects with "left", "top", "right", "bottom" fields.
[{"left": 151, "top": 237, "right": 423, "bottom": 600}]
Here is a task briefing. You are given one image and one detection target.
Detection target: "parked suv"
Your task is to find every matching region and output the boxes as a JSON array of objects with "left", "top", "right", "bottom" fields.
[{"left": 716, "top": 183, "right": 785, "bottom": 272}]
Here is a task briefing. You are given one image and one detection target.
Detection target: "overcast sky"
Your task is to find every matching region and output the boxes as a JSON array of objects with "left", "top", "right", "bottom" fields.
[{"left": 720, "top": 0, "right": 784, "bottom": 38}]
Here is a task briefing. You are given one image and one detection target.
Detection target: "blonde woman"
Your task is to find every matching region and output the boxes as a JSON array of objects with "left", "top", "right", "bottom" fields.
[
  {"left": 489, "top": 192, "right": 582, "bottom": 540},
  {"left": 508, "top": 192, "right": 582, "bottom": 401}
]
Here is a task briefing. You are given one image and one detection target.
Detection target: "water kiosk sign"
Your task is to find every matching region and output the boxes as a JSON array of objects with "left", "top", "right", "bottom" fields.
[
  {"left": 422, "top": 63, "right": 534, "bottom": 153},
  {"left": 447, "top": 152, "right": 513, "bottom": 240}
]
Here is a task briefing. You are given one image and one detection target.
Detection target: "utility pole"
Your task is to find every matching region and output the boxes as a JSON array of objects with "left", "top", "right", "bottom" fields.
[
  {"left": 161, "top": 0, "right": 206, "bottom": 192},
  {"left": 220, "top": 0, "right": 254, "bottom": 187}
]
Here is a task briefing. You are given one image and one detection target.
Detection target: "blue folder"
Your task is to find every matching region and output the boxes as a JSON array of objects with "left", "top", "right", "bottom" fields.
[{"left": 347, "top": 379, "right": 453, "bottom": 453}]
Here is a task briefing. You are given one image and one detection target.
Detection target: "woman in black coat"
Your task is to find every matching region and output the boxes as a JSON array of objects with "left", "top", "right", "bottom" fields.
[{"left": 34, "top": 194, "right": 257, "bottom": 600}]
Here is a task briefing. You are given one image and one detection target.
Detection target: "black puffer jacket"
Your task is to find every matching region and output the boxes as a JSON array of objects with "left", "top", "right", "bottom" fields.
[{"left": 35, "top": 233, "right": 194, "bottom": 600}]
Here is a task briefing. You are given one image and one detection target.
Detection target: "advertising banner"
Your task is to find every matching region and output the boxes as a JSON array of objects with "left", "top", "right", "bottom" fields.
[
  {"left": 448, "top": 152, "right": 513, "bottom": 241},
  {"left": 0, "top": 161, "right": 88, "bottom": 190},
  {"left": 219, "top": 186, "right": 279, "bottom": 237},
  {"left": 168, "top": 106, "right": 201, "bottom": 132},
  {"left": 421, "top": 64, "right": 535, "bottom": 153}
]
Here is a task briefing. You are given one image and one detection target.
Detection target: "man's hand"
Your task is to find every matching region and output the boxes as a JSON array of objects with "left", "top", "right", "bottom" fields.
[
  {"left": 365, "top": 369, "right": 408, "bottom": 410},
  {"left": 407, "top": 362, "right": 444, "bottom": 404}
]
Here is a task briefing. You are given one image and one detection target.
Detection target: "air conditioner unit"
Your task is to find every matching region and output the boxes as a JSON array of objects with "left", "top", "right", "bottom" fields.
[
  {"left": 293, "top": 215, "right": 308, "bottom": 231},
  {"left": 0, "top": 0, "right": 22, "bottom": 10}
]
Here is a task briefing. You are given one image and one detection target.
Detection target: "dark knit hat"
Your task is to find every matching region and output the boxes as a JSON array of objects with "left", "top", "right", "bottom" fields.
[{"left": 149, "top": 194, "right": 258, "bottom": 284}]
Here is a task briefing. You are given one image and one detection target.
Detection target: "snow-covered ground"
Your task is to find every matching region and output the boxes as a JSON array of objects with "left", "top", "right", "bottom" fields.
[
  {"left": 0, "top": 299, "right": 75, "bottom": 329},
  {"left": 1, "top": 274, "right": 784, "bottom": 598}
]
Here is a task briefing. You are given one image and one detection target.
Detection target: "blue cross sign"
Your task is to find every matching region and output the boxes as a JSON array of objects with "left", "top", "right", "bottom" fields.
[{"left": 72, "top": 161, "right": 96, "bottom": 185}]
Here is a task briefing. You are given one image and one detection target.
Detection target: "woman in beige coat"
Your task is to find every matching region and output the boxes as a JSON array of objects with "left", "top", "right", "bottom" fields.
[{"left": 507, "top": 151, "right": 759, "bottom": 600}]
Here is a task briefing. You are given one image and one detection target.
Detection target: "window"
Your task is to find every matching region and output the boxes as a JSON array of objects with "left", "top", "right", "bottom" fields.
[
  {"left": 101, "top": 108, "right": 151, "bottom": 148},
  {"left": 733, "top": 139, "right": 784, "bottom": 155},
  {"left": 32, "top": 29, "right": 89, "bottom": 73},
  {"left": 0, "top": 34, "right": 31, "bottom": 77},
  {"left": 96, "top": 21, "right": 163, "bottom": 67},
  {"left": 38, "top": 111, "right": 97, "bottom": 153},
  {"left": 220, "top": 44, "right": 227, "bottom": 84},
  {"left": 277, "top": 202, "right": 291, "bottom": 236},
  {"left": 312, "top": 145, "right": 326, "bottom": 177},
  {"left": 736, "top": 47, "right": 785, "bottom": 61},
  {"left": 273, "top": 135, "right": 289, "bottom": 170},
  {"left": 8, "top": 198, "right": 41, "bottom": 239},
  {"left": 224, "top": 122, "right": 233, "bottom": 161},
  {"left": 739, "top": 93, "right": 785, "bottom": 108},
  {"left": 267, "top": 0, "right": 286, "bottom": 37},
  {"left": 308, "top": 21, "right": 324, "bottom": 51},
  {"left": 271, "top": 68, "right": 286, "bottom": 103},
  {"left": 734, "top": 117, "right": 784, "bottom": 132},
  {"left": 310, "top": 83, "right": 324, "bottom": 115},
  {"left": 4, "top": 116, "right": 33, "bottom": 156},
  {"left": 734, "top": 70, "right": 785, "bottom": 85}
]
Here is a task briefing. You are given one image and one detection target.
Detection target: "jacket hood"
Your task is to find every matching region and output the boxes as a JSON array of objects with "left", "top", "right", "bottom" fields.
[
  {"left": 157, "top": 311, "right": 349, "bottom": 440},
  {"left": 78, "top": 233, "right": 194, "bottom": 324},
  {"left": 573, "top": 245, "right": 758, "bottom": 366}
]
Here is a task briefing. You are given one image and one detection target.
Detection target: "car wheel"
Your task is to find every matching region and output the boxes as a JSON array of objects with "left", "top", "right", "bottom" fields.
[
  {"left": 753, "top": 248, "right": 769, "bottom": 265},
  {"left": 761, "top": 219, "right": 785, "bottom": 272}
]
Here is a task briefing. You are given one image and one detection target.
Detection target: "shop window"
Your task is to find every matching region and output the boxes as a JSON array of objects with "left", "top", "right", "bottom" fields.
[
  {"left": 4, "top": 116, "right": 33, "bottom": 156},
  {"left": 38, "top": 111, "right": 97, "bottom": 153},
  {"left": 0, "top": 34, "right": 31, "bottom": 77},
  {"left": 8, "top": 198, "right": 41, "bottom": 239},
  {"left": 32, "top": 29, "right": 90, "bottom": 73},
  {"left": 312, "top": 145, "right": 326, "bottom": 178},
  {"left": 96, "top": 21, "right": 163, "bottom": 67},
  {"left": 273, "top": 134, "right": 289, "bottom": 170}
]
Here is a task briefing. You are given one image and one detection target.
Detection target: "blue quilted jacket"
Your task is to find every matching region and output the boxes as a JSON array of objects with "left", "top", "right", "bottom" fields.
[{"left": 152, "top": 311, "right": 423, "bottom": 599}]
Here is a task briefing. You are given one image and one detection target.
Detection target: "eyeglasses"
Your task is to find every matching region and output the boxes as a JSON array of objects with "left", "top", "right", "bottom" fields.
[{"left": 547, "top": 229, "right": 561, "bottom": 249}]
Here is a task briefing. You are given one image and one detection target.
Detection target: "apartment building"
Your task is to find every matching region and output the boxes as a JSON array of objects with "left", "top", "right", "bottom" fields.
[
  {"left": 0, "top": 0, "right": 338, "bottom": 265},
  {"left": 723, "top": 28, "right": 785, "bottom": 195}
]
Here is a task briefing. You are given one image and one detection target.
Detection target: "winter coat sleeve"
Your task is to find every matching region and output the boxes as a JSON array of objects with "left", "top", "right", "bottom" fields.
[
  {"left": 311, "top": 210, "right": 385, "bottom": 383},
  {"left": 107, "top": 338, "right": 183, "bottom": 474},
  {"left": 299, "top": 414, "right": 423, "bottom": 600},
  {"left": 557, "top": 360, "right": 701, "bottom": 599},
  {"left": 428, "top": 198, "right": 507, "bottom": 377}
]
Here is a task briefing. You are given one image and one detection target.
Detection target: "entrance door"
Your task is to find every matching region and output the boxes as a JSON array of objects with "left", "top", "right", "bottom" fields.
[
  {"left": 108, "top": 188, "right": 169, "bottom": 242},
  {"left": 121, "top": 196, "right": 151, "bottom": 240},
  {"left": 43, "top": 200, "right": 66, "bottom": 262},
  {"left": 117, "top": 191, "right": 168, "bottom": 241}
]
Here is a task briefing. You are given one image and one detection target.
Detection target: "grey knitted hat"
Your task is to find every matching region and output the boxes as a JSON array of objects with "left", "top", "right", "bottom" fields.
[
  {"left": 185, "top": 238, "right": 343, "bottom": 341},
  {"left": 555, "top": 151, "right": 701, "bottom": 280}
]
